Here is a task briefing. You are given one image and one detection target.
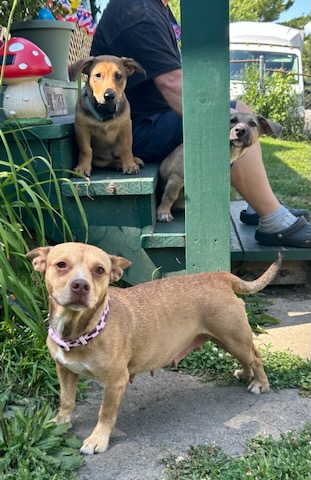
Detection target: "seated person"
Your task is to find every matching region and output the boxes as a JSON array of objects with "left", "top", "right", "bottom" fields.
[{"left": 90, "top": 0, "right": 311, "bottom": 248}]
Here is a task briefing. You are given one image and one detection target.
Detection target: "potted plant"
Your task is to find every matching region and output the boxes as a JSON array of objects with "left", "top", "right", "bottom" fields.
[{"left": 1, "top": 0, "right": 96, "bottom": 81}]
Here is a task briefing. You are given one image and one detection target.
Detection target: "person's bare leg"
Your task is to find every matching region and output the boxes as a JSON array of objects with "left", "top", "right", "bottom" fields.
[{"left": 229, "top": 100, "right": 311, "bottom": 248}]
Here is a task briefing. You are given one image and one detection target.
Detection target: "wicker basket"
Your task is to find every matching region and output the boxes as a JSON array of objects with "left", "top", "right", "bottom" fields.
[{"left": 69, "top": 23, "right": 93, "bottom": 64}]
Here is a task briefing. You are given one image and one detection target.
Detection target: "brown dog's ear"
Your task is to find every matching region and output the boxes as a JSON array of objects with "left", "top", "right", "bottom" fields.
[
  {"left": 258, "top": 115, "right": 282, "bottom": 138},
  {"left": 69, "top": 57, "right": 95, "bottom": 81},
  {"left": 109, "top": 255, "right": 132, "bottom": 283},
  {"left": 120, "top": 57, "right": 146, "bottom": 77},
  {"left": 26, "top": 246, "right": 53, "bottom": 273}
]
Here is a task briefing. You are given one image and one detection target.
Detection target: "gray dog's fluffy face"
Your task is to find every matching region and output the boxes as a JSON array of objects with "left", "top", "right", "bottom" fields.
[{"left": 229, "top": 112, "right": 282, "bottom": 163}]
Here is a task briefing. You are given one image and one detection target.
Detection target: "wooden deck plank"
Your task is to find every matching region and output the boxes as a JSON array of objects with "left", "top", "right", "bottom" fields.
[{"left": 231, "top": 200, "right": 311, "bottom": 261}]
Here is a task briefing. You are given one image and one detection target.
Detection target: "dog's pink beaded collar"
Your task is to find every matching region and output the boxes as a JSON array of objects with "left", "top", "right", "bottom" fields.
[{"left": 48, "top": 299, "right": 110, "bottom": 352}]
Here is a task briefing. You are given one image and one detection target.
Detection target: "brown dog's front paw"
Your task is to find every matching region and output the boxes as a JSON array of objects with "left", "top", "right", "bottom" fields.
[
  {"left": 121, "top": 157, "right": 144, "bottom": 174},
  {"left": 80, "top": 433, "right": 109, "bottom": 455},
  {"left": 157, "top": 208, "right": 174, "bottom": 222},
  {"left": 74, "top": 164, "right": 92, "bottom": 177},
  {"left": 134, "top": 157, "right": 144, "bottom": 167}
]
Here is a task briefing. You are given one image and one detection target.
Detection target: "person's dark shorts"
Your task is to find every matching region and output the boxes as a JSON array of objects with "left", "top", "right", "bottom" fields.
[{"left": 133, "top": 100, "right": 238, "bottom": 163}]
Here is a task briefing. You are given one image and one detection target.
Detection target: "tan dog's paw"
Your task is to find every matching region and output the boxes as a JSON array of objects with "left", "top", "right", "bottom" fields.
[
  {"left": 74, "top": 163, "right": 92, "bottom": 177},
  {"left": 49, "top": 413, "right": 72, "bottom": 424},
  {"left": 247, "top": 379, "right": 270, "bottom": 395},
  {"left": 80, "top": 433, "right": 109, "bottom": 455},
  {"left": 122, "top": 157, "right": 144, "bottom": 174},
  {"left": 157, "top": 208, "right": 174, "bottom": 222},
  {"left": 134, "top": 157, "right": 144, "bottom": 167}
]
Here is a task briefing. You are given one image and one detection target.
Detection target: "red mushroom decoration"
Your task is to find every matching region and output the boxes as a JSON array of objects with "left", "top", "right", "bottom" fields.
[{"left": 0, "top": 37, "right": 53, "bottom": 119}]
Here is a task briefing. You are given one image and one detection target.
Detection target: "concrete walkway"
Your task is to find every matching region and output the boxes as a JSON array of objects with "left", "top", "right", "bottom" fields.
[{"left": 75, "top": 285, "right": 311, "bottom": 480}]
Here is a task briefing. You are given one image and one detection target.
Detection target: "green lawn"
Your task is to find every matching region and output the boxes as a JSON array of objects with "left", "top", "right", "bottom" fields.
[{"left": 231, "top": 138, "right": 311, "bottom": 210}]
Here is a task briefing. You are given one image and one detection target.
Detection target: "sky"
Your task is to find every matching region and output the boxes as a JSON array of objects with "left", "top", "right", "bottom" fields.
[{"left": 278, "top": 0, "right": 310, "bottom": 21}]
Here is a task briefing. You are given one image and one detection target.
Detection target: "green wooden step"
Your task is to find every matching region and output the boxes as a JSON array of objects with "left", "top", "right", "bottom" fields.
[
  {"left": 230, "top": 201, "right": 311, "bottom": 262},
  {"left": 141, "top": 201, "right": 311, "bottom": 261},
  {"left": 62, "top": 163, "right": 159, "bottom": 197},
  {"left": 141, "top": 211, "right": 185, "bottom": 248}
]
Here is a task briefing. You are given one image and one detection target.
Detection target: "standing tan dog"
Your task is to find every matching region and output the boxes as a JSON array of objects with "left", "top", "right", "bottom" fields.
[
  {"left": 70, "top": 55, "right": 145, "bottom": 176},
  {"left": 157, "top": 112, "right": 282, "bottom": 222},
  {"left": 27, "top": 243, "right": 281, "bottom": 455}
]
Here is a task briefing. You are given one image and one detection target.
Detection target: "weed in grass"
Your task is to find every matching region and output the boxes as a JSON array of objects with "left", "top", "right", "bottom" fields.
[
  {"left": 0, "top": 403, "right": 84, "bottom": 480},
  {"left": 261, "top": 348, "right": 311, "bottom": 395},
  {"left": 168, "top": 342, "right": 311, "bottom": 395},
  {"left": 242, "top": 292, "right": 280, "bottom": 334},
  {"left": 0, "top": 318, "right": 90, "bottom": 409},
  {"left": 162, "top": 423, "right": 311, "bottom": 480}
]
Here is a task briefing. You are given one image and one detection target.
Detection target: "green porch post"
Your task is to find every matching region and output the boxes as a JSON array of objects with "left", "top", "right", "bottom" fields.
[{"left": 180, "top": 0, "right": 230, "bottom": 273}]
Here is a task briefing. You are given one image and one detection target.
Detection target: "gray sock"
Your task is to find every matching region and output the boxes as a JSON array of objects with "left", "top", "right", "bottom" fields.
[
  {"left": 245, "top": 204, "right": 256, "bottom": 214},
  {"left": 258, "top": 206, "right": 297, "bottom": 233}
]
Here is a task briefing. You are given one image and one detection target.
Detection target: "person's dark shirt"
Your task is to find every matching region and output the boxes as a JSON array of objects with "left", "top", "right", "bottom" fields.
[{"left": 90, "top": 0, "right": 181, "bottom": 125}]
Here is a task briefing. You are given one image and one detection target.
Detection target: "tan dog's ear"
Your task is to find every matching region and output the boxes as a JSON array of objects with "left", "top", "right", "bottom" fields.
[
  {"left": 69, "top": 57, "right": 95, "bottom": 81},
  {"left": 120, "top": 57, "right": 146, "bottom": 77},
  {"left": 109, "top": 255, "right": 132, "bottom": 283},
  {"left": 26, "top": 246, "right": 53, "bottom": 273},
  {"left": 258, "top": 115, "right": 282, "bottom": 138}
]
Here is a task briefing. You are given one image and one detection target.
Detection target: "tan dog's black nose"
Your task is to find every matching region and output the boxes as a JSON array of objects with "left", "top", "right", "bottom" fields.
[
  {"left": 104, "top": 89, "right": 116, "bottom": 102},
  {"left": 234, "top": 125, "right": 246, "bottom": 138},
  {"left": 70, "top": 279, "right": 90, "bottom": 295}
]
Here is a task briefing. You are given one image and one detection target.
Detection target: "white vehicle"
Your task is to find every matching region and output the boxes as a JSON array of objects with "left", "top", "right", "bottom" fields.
[{"left": 229, "top": 22, "right": 304, "bottom": 107}]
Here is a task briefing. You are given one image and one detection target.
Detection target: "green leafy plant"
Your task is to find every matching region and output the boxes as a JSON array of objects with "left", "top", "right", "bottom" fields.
[
  {"left": 0, "top": 403, "right": 84, "bottom": 480},
  {"left": 237, "top": 64, "right": 306, "bottom": 141},
  {"left": 0, "top": 0, "right": 72, "bottom": 24},
  {"left": 162, "top": 423, "right": 311, "bottom": 480},
  {"left": 0, "top": 64, "right": 88, "bottom": 476},
  {"left": 0, "top": 124, "right": 88, "bottom": 332}
]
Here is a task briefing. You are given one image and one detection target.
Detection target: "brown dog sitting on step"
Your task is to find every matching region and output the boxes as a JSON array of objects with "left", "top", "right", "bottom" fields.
[
  {"left": 70, "top": 55, "right": 145, "bottom": 176},
  {"left": 157, "top": 112, "right": 282, "bottom": 222},
  {"left": 27, "top": 242, "right": 281, "bottom": 455}
]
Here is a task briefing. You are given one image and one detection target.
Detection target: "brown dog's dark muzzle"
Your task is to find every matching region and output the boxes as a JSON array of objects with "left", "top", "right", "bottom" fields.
[{"left": 104, "top": 89, "right": 116, "bottom": 103}]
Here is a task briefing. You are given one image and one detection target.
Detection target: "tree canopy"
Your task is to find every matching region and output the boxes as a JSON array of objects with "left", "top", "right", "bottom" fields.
[{"left": 230, "top": 0, "right": 294, "bottom": 22}]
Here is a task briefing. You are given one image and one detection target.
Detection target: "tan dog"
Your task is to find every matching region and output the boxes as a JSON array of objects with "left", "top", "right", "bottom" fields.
[
  {"left": 70, "top": 55, "right": 145, "bottom": 176},
  {"left": 27, "top": 243, "right": 281, "bottom": 455},
  {"left": 157, "top": 112, "right": 282, "bottom": 222}
]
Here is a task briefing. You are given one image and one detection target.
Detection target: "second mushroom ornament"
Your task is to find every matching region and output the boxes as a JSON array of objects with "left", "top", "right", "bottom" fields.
[{"left": 0, "top": 37, "right": 53, "bottom": 120}]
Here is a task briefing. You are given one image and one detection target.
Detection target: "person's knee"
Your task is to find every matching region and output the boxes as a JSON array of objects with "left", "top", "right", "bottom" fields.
[{"left": 235, "top": 100, "right": 252, "bottom": 114}]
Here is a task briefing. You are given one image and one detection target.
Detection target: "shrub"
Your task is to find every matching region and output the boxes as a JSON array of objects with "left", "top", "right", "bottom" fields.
[{"left": 237, "top": 64, "right": 306, "bottom": 141}]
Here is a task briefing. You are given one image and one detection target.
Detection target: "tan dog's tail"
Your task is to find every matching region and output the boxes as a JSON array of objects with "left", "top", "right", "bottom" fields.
[{"left": 230, "top": 253, "right": 282, "bottom": 295}]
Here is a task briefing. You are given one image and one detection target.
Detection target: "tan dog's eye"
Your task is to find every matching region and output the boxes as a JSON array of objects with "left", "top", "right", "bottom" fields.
[
  {"left": 115, "top": 72, "right": 122, "bottom": 80},
  {"left": 56, "top": 261, "right": 67, "bottom": 269},
  {"left": 95, "top": 73, "right": 101, "bottom": 78},
  {"left": 94, "top": 266, "right": 105, "bottom": 275}
]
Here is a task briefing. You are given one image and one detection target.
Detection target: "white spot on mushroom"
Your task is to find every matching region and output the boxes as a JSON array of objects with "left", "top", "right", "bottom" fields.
[
  {"left": 18, "top": 63, "right": 28, "bottom": 71},
  {"left": 9, "top": 42, "right": 24, "bottom": 53},
  {"left": 32, "top": 50, "right": 40, "bottom": 56},
  {"left": 45, "top": 55, "right": 52, "bottom": 67}
]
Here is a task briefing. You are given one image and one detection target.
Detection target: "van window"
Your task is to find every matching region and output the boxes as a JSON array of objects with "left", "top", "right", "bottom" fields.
[{"left": 230, "top": 50, "right": 299, "bottom": 83}]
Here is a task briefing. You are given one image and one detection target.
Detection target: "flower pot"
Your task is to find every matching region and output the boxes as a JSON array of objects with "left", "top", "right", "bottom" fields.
[{"left": 10, "top": 20, "right": 74, "bottom": 81}]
